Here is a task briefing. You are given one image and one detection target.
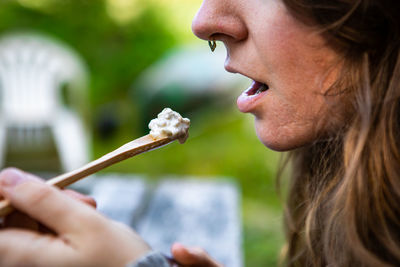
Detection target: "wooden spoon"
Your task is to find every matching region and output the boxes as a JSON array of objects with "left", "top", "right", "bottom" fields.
[{"left": 0, "top": 134, "right": 177, "bottom": 217}]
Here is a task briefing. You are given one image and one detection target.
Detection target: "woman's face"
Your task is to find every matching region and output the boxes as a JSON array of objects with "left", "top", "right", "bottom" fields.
[{"left": 192, "top": 0, "right": 342, "bottom": 151}]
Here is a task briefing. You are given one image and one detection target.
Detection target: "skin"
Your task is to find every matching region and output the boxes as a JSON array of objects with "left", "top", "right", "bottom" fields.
[{"left": 192, "top": 0, "right": 342, "bottom": 151}]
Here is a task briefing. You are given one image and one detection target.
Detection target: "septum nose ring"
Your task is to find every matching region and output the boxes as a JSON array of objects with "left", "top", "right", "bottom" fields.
[{"left": 208, "top": 40, "right": 216, "bottom": 52}]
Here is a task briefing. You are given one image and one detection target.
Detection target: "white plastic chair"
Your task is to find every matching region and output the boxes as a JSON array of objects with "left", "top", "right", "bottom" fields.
[{"left": 0, "top": 32, "right": 90, "bottom": 172}]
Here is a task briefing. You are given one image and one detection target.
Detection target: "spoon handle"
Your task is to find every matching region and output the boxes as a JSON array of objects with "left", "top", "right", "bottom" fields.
[{"left": 0, "top": 134, "right": 172, "bottom": 217}]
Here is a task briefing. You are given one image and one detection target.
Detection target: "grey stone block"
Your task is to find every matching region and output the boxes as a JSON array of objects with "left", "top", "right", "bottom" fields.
[
  {"left": 89, "top": 174, "right": 147, "bottom": 226},
  {"left": 136, "top": 178, "right": 242, "bottom": 267},
  {"left": 74, "top": 175, "right": 242, "bottom": 267}
]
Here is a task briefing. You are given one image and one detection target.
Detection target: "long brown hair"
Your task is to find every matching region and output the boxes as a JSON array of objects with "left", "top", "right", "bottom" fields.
[{"left": 280, "top": 0, "right": 400, "bottom": 266}]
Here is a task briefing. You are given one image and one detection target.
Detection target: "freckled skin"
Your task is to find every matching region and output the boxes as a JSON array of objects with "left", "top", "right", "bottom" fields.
[{"left": 192, "top": 0, "right": 342, "bottom": 151}]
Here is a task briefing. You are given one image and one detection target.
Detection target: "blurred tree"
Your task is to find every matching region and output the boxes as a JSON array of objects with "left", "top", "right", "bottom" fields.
[{"left": 0, "top": 0, "right": 177, "bottom": 112}]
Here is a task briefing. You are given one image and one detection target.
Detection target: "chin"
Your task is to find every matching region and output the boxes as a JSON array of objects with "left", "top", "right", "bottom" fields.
[
  {"left": 254, "top": 121, "right": 312, "bottom": 152},
  {"left": 257, "top": 136, "right": 297, "bottom": 151}
]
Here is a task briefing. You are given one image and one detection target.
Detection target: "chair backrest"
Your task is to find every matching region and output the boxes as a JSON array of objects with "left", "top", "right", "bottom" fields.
[{"left": 0, "top": 32, "right": 88, "bottom": 125}]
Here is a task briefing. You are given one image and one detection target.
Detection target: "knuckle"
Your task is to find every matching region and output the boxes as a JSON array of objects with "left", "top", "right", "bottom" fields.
[
  {"left": 74, "top": 208, "right": 108, "bottom": 231},
  {"left": 24, "top": 183, "right": 54, "bottom": 206}
]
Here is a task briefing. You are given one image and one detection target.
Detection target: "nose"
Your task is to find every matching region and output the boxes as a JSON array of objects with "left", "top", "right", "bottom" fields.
[{"left": 192, "top": 0, "right": 248, "bottom": 42}]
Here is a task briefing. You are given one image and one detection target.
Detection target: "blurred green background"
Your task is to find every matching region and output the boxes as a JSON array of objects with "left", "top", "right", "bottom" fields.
[{"left": 0, "top": 0, "right": 284, "bottom": 265}]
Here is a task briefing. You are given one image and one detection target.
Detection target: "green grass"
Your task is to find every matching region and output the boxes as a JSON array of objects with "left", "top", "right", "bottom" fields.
[{"left": 93, "top": 103, "right": 285, "bottom": 266}]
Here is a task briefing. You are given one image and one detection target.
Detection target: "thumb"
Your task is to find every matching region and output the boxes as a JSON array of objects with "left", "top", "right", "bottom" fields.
[
  {"left": 0, "top": 168, "right": 104, "bottom": 235},
  {"left": 171, "top": 243, "right": 222, "bottom": 267}
]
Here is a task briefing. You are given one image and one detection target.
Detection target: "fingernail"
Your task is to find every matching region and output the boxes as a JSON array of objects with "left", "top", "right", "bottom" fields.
[{"left": 0, "top": 168, "right": 26, "bottom": 188}]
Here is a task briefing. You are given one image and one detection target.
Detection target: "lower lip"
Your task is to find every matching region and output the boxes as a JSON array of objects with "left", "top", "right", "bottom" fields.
[{"left": 237, "top": 81, "right": 268, "bottom": 113}]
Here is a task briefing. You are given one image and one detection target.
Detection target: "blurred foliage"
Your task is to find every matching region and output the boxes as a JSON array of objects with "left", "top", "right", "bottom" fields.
[
  {"left": 0, "top": 0, "right": 178, "bottom": 110},
  {"left": 0, "top": 0, "right": 285, "bottom": 266}
]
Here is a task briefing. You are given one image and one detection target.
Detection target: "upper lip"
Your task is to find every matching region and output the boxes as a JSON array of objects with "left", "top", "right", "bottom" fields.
[{"left": 224, "top": 62, "right": 238, "bottom": 74}]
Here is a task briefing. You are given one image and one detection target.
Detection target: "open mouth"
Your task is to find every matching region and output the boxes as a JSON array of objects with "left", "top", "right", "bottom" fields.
[
  {"left": 237, "top": 80, "right": 269, "bottom": 113},
  {"left": 246, "top": 81, "right": 269, "bottom": 96}
]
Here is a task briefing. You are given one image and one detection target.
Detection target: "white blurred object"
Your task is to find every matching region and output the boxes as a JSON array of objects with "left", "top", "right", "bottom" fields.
[{"left": 0, "top": 32, "right": 90, "bottom": 172}]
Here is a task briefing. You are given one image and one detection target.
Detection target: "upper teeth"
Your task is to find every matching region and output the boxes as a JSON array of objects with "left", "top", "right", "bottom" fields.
[{"left": 256, "top": 84, "right": 268, "bottom": 94}]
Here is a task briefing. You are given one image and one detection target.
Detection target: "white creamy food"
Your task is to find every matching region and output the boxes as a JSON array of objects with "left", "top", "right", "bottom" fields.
[{"left": 148, "top": 108, "right": 190, "bottom": 144}]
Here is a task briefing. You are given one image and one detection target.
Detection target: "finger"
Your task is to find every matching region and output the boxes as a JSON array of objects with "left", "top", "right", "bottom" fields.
[
  {"left": 171, "top": 243, "right": 222, "bottom": 267},
  {"left": 0, "top": 170, "right": 96, "bottom": 208},
  {"left": 63, "top": 189, "right": 97, "bottom": 208},
  {"left": 0, "top": 229, "right": 75, "bottom": 267},
  {"left": 2, "top": 173, "right": 96, "bottom": 230},
  {"left": 0, "top": 168, "right": 42, "bottom": 197},
  {"left": 1, "top": 169, "right": 43, "bottom": 230},
  {"left": 0, "top": 168, "right": 106, "bottom": 235},
  {"left": 3, "top": 190, "right": 97, "bottom": 232},
  {"left": 16, "top": 171, "right": 97, "bottom": 208}
]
